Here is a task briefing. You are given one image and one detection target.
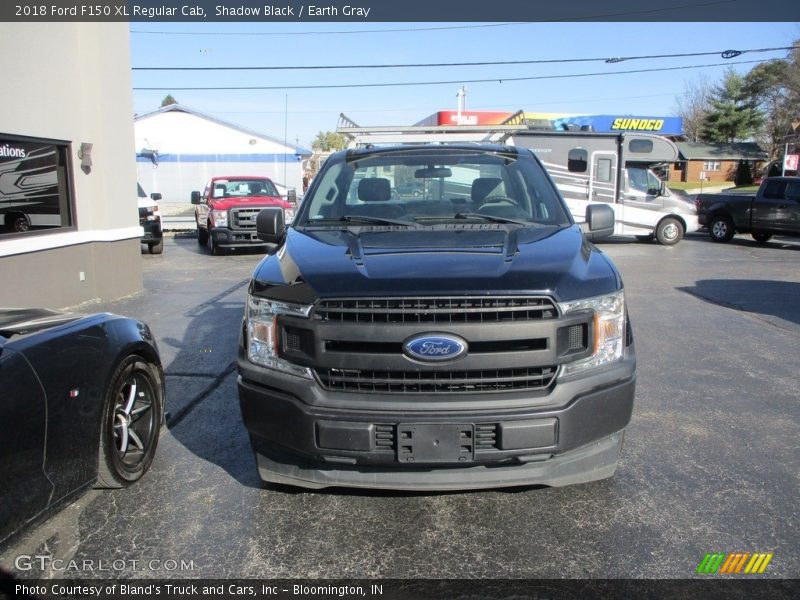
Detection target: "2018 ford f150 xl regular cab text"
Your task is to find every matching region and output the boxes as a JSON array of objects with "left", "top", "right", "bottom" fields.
[{"left": 237, "top": 144, "right": 636, "bottom": 490}]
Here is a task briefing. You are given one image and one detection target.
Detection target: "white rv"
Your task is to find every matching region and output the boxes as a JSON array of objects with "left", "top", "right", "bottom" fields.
[{"left": 511, "top": 131, "right": 698, "bottom": 245}]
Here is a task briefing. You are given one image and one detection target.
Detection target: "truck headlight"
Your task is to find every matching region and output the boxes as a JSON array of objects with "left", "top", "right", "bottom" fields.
[
  {"left": 246, "top": 295, "right": 313, "bottom": 378},
  {"left": 211, "top": 209, "right": 228, "bottom": 227},
  {"left": 558, "top": 290, "right": 626, "bottom": 378},
  {"left": 284, "top": 207, "right": 295, "bottom": 224}
]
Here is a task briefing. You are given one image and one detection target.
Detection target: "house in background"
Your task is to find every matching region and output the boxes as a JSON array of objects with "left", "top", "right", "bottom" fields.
[
  {"left": 669, "top": 142, "right": 768, "bottom": 183},
  {"left": 135, "top": 105, "right": 311, "bottom": 203}
]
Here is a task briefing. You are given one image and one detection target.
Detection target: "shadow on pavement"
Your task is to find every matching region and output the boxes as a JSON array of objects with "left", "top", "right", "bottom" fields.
[{"left": 680, "top": 279, "right": 800, "bottom": 326}]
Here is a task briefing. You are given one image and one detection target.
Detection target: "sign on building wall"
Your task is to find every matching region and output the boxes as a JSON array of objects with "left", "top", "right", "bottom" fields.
[{"left": 0, "top": 133, "right": 73, "bottom": 236}]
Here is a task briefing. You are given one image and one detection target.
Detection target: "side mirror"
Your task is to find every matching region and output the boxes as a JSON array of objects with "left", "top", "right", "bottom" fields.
[
  {"left": 287, "top": 189, "right": 297, "bottom": 204},
  {"left": 256, "top": 207, "right": 285, "bottom": 243},
  {"left": 151, "top": 192, "right": 162, "bottom": 201},
  {"left": 583, "top": 204, "right": 614, "bottom": 241},
  {"left": 190, "top": 191, "right": 201, "bottom": 204},
  {"left": 659, "top": 181, "right": 666, "bottom": 196}
]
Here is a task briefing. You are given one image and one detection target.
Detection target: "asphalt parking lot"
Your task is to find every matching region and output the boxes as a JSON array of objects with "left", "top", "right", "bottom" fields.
[{"left": 1, "top": 231, "right": 798, "bottom": 581}]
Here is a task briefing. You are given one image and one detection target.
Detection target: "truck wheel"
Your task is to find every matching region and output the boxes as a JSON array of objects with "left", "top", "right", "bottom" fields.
[
  {"left": 197, "top": 225, "right": 208, "bottom": 245},
  {"left": 752, "top": 232, "right": 772, "bottom": 244},
  {"left": 207, "top": 229, "right": 222, "bottom": 255},
  {"left": 709, "top": 215, "right": 735, "bottom": 243},
  {"left": 655, "top": 218, "right": 684, "bottom": 245},
  {"left": 148, "top": 238, "right": 164, "bottom": 254}
]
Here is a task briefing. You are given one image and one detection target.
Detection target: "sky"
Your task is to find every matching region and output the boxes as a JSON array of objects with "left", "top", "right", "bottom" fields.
[{"left": 129, "top": 21, "right": 800, "bottom": 149}]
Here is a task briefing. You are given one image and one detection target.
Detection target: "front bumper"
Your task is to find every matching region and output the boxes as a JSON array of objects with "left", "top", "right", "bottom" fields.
[
  {"left": 210, "top": 226, "right": 266, "bottom": 248},
  {"left": 238, "top": 353, "right": 635, "bottom": 490}
]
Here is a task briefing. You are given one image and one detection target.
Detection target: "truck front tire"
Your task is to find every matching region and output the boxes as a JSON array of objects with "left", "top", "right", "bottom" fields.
[
  {"left": 207, "top": 227, "right": 222, "bottom": 255},
  {"left": 752, "top": 232, "right": 772, "bottom": 244},
  {"left": 709, "top": 215, "right": 735, "bottom": 243},
  {"left": 197, "top": 224, "right": 208, "bottom": 245},
  {"left": 655, "top": 218, "right": 684, "bottom": 245},
  {"left": 148, "top": 239, "right": 164, "bottom": 254}
]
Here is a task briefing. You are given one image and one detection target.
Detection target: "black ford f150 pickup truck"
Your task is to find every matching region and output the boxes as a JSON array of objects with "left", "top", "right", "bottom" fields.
[
  {"left": 696, "top": 177, "right": 800, "bottom": 243},
  {"left": 237, "top": 144, "right": 636, "bottom": 491}
]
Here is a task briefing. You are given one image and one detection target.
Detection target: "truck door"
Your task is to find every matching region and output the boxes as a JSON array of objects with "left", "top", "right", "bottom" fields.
[{"left": 757, "top": 179, "right": 800, "bottom": 234}]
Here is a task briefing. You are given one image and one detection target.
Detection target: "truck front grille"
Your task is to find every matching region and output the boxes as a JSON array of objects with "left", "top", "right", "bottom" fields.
[
  {"left": 315, "top": 366, "right": 557, "bottom": 394},
  {"left": 314, "top": 297, "right": 558, "bottom": 324},
  {"left": 232, "top": 208, "right": 261, "bottom": 229}
]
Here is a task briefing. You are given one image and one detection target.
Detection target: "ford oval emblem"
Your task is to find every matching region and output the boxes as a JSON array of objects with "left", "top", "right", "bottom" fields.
[{"left": 403, "top": 334, "right": 467, "bottom": 362}]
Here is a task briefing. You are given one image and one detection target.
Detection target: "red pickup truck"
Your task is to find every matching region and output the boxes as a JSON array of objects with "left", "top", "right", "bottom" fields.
[{"left": 191, "top": 176, "right": 296, "bottom": 255}]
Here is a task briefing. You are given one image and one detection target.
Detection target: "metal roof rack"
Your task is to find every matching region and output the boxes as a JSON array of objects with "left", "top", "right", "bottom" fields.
[{"left": 336, "top": 111, "right": 533, "bottom": 148}]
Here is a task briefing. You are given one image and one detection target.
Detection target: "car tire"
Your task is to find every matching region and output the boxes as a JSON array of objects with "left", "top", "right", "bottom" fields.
[
  {"left": 635, "top": 234, "right": 655, "bottom": 242},
  {"left": 7, "top": 213, "right": 30, "bottom": 232},
  {"left": 709, "top": 215, "right": 735, "bottom": 243},
  {"left": 148, "top": 238, "right": 164, "bottom": 254},
  {"left": 207, "top": 226, "right": 221, "bottom": 255},
  {"left": 197, "top": 224, "right": 208, "bottom": 245},
  {"left": 97, "top": 355, "right": 163, "bottom": 488},
  {"left": 655, "top": 217, "right": 684, "bottom": 245},
  {"left": 752, "top": 232, "right": 772, "bottom": 244}
]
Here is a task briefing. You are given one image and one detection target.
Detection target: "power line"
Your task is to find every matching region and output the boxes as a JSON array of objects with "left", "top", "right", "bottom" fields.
[
  {"left": 132, "top": 59, "right": 770, "bottom": 91},
  {"left": 132, "top": 46, "right": 795, "bottom": 72},
  {"left": 130, "top": 22, "right": 527, "bottom": 36}
]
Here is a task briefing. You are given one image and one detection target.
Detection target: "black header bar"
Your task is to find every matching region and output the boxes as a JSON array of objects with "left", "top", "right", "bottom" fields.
[{"left": 2, "top": 0, "right": 800, "bottom": 22}]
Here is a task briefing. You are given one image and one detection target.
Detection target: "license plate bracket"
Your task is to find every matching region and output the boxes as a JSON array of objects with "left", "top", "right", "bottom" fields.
[{"left": 397, "top": 424, "right": 474, "bottom": 464}]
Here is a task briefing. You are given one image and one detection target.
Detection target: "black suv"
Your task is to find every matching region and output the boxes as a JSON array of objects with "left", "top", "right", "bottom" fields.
[{"left": 238, "top": 144, "right": 635, "bottom": 490}]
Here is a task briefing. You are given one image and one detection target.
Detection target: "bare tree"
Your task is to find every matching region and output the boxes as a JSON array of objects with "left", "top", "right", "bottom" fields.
[{"left": 673, "top": 76, "right": 712, "bottom": 142}]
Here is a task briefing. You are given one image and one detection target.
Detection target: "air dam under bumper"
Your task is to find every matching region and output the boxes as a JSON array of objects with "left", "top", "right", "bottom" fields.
[
  {"left": 238, "top": 363, "right": 635, "bottom": 491},
  {"left": 210, "top": 226, "right": 266, "bottom": 247}
]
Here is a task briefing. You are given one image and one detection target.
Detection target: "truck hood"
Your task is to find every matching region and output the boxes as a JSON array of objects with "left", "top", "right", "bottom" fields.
[
  {"left": 209, "top": 196, "right": 290, "bottom": 211},
  {"left": 251, "top": 224, "right": 621, "bottom": 303}
]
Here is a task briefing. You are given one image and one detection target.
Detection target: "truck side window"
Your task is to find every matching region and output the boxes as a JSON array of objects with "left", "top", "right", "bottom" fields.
[
  {"left": 762, "top": 180, "right": 787, "bottom": 200},
  {"left": 568, "top": 149, "right": 588, "bottom": 173},
  {"left": 786, "top": 182, "right": 800, "bottom": 202}
]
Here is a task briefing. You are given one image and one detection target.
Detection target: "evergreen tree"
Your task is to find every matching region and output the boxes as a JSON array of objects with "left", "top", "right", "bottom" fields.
[
  {"left": 744, "top": 42, "right": 800, "bottom": 158},
  {"left": 160, "top": 94, "right": 178, "bottom": 107},
  {"left": 700, "top": 69, "right": 763, "bottom": 143}
]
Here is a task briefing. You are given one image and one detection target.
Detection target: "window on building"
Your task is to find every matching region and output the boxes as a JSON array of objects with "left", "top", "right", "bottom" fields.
[
  {"left": 702, "top": 161, "right": 721, "bottom": 171},
  {"left": 0, "top": 133, "right": 74, "bottom": 237}
]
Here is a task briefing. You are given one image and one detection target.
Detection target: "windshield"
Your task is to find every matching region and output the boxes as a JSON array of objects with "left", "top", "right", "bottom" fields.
[
  {"left": 299, "top": 148, "right": 570, "bottom": 227},
  {"left": 211, "top": 178, "right": 279, "bottom": 199}
]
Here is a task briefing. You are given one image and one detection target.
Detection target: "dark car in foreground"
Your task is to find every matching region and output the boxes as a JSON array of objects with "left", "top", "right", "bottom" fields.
[
  {"left": 695, "top": 177, "right": 800, "bottom": 243},
  {"left": 237, "top": 144, "right": 635, "bottom": 491},
  {"left": 0, "top": 308, "right": 164, "bottom": 544}
]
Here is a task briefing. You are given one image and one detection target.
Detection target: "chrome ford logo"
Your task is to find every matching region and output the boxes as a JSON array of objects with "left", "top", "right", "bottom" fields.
[{"left": 403, "top": 334, "right": 467, "bottom": 362}]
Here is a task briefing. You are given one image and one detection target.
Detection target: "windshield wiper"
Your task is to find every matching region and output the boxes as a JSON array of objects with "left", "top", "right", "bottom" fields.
[
  {"left": 451, "top": 212, "right": 530, "bottom": 225},
  {"left": 336, "top": 214, "right": 419, "bottom": 227}
]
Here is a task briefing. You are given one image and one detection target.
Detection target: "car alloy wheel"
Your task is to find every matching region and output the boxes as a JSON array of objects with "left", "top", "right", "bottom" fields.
[{"left": 97, "top": 356, "right": 163, "bottom": 488}]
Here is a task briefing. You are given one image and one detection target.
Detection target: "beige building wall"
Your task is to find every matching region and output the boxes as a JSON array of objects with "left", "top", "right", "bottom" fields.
[{"left": 0, "top": 23, "right": 142, "bottom": 309}]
